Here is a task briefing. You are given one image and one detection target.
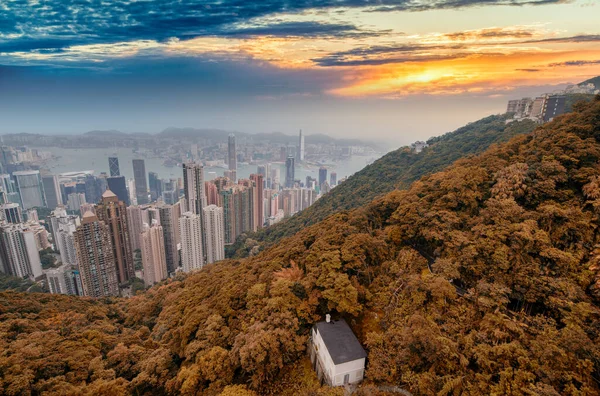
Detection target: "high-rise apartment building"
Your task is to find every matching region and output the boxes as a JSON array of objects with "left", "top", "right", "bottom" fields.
[
  {"left": 126, "top": 205, "right": 144, "bottom": 251},
  {"left": 183, "top": 163, "right": 207, "bottom": 215},
  {"left": 330, "top": 172, "right": 337, "bottom": 187},
  {"left": 108, "top": 157, "right": 121, "bottom": 177},
  {"left": 74, "top": 211, "right": 119, "bottom": 297},
  {"left": 95, "top": 190, "right": 135, "bottom": 284},
  {"left": 66, "top": 192, "right": 86, "bottom": 212},
  {"left": 55, "top": 222, "right": 78, "bottom": 267},
  {"left": 132, "top": 159, "right": 149, "bottom": 205},
  {"left": 228, "top": 134, "right": 237, "bottom": 171},
  {"left": 107, "top": 176, "right": 130, "bottom": 205},
  {"left": 140, "top": 222, "right": 168, "bottom": 285},
  {"left": 250, "top": 174, "right": 264, "bottom": 230},
  {"left": 179, "top": 211, "right": 205, "bottom": 272},
  {"left": 285, "top": 156, "right": 295, "bottom": 188},
  {"left": 0, "top": 223, "right": 43, "bottom": 279},
  {"left": 0, "top": 203, "right": 22, "bottom": 224},
  {"left": 41, "top": 173, "right": 62, "bottom": 209},
  {"left": 157, "top": 202, "right": 181, "bottom": 273},
  {"left": 12, "top": 170, "right": 46, "bottom": 209},
  {"left": 203, "top": 205, "right": 225, "bottom": 264},
  {"left": 45, "top": 264, "right": 81, "bottom": 295}
]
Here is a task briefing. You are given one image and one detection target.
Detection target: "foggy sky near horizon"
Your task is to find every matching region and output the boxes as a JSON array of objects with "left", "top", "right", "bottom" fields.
[{"left": 1, "top": 0, "right": 599, "bottom": 146}]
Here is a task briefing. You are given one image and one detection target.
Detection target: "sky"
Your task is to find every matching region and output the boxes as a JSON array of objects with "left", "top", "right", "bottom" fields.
[{"left": 1, "top": 0, "right": 599, "bottom": 146}]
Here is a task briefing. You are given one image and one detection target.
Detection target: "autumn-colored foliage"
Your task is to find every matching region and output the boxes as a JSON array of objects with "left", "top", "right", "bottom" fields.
[{"left": 2, "top": 96, "right": 600, "bottom": 394}]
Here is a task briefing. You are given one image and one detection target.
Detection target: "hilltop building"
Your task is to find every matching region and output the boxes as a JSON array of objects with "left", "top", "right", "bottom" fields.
[{"left": 310, "top": 316, "right": 367, "bottom": 387}]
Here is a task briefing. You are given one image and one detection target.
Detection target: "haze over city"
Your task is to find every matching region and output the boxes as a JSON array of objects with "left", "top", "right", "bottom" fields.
[{"left": 2, "top": 0, "right": 599, "bottom": 144}]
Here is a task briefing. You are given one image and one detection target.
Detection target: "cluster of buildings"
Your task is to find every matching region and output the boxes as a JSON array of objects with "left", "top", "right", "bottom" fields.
[
  {"left": 0, "top": 131, "right": 339, "bottom": 296},
  {"left": 505, "top": 82, "right": 599, "bottom": 123}
]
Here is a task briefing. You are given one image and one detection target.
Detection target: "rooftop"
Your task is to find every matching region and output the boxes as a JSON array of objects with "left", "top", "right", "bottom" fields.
[{"left": 314, "top": 319, "right": 367, "bottom": 365}]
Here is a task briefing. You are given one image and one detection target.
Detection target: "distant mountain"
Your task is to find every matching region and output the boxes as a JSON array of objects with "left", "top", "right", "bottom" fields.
[
  {"left": 157, "top": 127, "right": 235, "bottom": 140},
  {"left": 83, "top": 129, "right": 127, "bottom": 137},
  {"left": 228, "top": 113, "right": 539, "bottom": 258}
]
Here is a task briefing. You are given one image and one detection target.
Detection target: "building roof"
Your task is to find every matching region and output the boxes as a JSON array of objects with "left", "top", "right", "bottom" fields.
[
  {"left": 314, "top": 319, "right": 367, "bottom": 365},
  {"left": 81, "top": 210, "right": 98, "bottom": 224},
  {"left": 102, "top": 189, "right": 117, "bottom": 198}
]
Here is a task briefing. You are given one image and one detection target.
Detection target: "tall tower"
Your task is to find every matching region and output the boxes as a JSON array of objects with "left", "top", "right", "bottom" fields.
[
  {"left": 228, "top": 134, "right": 237, "bottom": 171},
  {"left": 132, "top": 159, "right": 148, "bottom": 205},
  {"left": 148, "top": 172, "right": 161, "bottom": 201},
  {"left": 318, "top": 167, "right": 327, "bottom": 188},
  {"left": 183, "top": 162, "right": 207, "bottom": 215},
  {"left": 140, "top": 221, "right": 168, "bottom": 285},
  {"left": 126, "top": 205, "right": 143, "bottom": 251},
  {"left": 298, "top": 129, "right": 305, "bottom": 162},
  {"left": 203, "top": 205, "right": 225, "bottom": 264},
  {"left": 108, "top": 157, "right": 120, "bottom": 177},
  {"left": 95, "top": 190, "right": 135, "bottom": 284},
  {"left": 74, "top": 211, "right": 119, "bottom": 297},
  {"left": 157, "top": 202, "right": 181, "bottom": 274},
  {"left": 107, "top": 176, "right": 130, "bottom": 206},
  {"left": 250, "top": 173, "right": 264, "bottom": 230},
  {"left": 41, "top": 173, "right": 62, "bottom": 209},
  {"left": 179, "top": 211, "right": 205, "bottom": 272},
  {"left": 285, "top": 156, "right": 295, "bottom": 188}
]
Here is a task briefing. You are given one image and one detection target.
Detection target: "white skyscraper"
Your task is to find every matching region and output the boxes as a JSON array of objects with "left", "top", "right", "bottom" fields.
[
  {"left": 55, "top": 222, "right": 78, "bottom": 267},
  {"left": 203, "top": 205, "right": 225, "bottom": 264},
  {"left": 140, "top": 221, "right": 168, "bottom": 285},
  {"left": 179, "top": 211, "right": 204, "bottom": 272},
  {"left": 298, "top": 129, "right": 305, "bottom": 162},
  {"left": 0, "top": 223, "right": 43, "bottom": 279}
]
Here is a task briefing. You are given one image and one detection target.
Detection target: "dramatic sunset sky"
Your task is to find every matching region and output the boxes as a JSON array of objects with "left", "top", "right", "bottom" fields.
[{"left": 1, "top": 0, "right": 599, "bottom": 144}]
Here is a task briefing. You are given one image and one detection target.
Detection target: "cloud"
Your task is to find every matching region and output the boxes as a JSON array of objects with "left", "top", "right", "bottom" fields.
[
  {"left": 312, "top": 43, "right": 469, "bottom": 66},
  {"left": 221, "top": 21, "right": 389, "bottom": 39},
  {"left": 525, "top": 34, "right": 600, "bottom": 43},
  {"left": 0, "top": 0, "right": 569, "bottom": 56},
  {"left": 515, "top": 68, "right": 541, "bottom": 72},
  {"left": 547, "top": 59, "right": 600, "bottom": 67},
  {"left": 444, "top": 27, "right": 536, "bottom": 41}
]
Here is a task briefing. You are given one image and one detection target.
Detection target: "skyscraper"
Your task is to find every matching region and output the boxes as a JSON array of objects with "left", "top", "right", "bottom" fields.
[
  {"left": 126, "top": 205, "right": 144, "bottom": 251},
  {"left": 132, "top": 159, "right": 149, "bottom": 204},
  {"left": 285, "top": 156, "right": 295, "bottom": 188},
  {"left": 228, "top": 134, "right": 237, "bottom": 171},
  {"left": 250, "top": 173, "right": 264, "bottom": 230},
  {"left": 140, "top": 221, "right": 168, "bottom": 285},
  {"left": 41, "top": 173, "right": 62, "bottom": 209},
  {"left": 0, "top": 223, "right": 43, "bottom": 279},
  {"left": 203, "top": 205, "right": 225, "bottom": 264},
  {"left": 157, "top": 202, "right": 181, "bottom": 274},
  {"left": 179, "top": 211, "right": 205, "bottom": 272},
  {"left": 107, "top": 176, "right": 130, "bottom": 205},
  {"left": 95, "top": 190, "right": 135, "bottom": 284},
  {"left": 55, "top": 222, "right": 78, "bottom": 267},
  {"left": 74, "top": 211, "right": 119, "bottom": 297},
  {"left": 318, "top": 167, "right": 327, "bottom": 188},
  {"left": 330, "top": 172, "right": 337, "bottom": 187},
  {"left": 148, "top": 171, "right": 161, "bottom": 201},
  {"left": 298, "top": 129, "right": 305, "bottom": 162},
  {"left": 108, "top": 157, "right": 121, "bottom": 177},
  {"left": 0, "top": 203, "right": 22, "bottom": 224},
  {"left": 183, "top": 162, "right": 207, "bottom": 215},
  {"left": 12, "top": 170, "right": 46, "bottom": 209}
]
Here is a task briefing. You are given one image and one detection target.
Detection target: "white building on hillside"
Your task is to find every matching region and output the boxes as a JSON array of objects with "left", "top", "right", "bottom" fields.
[{"left": 310, "top": 316, "right": 367, "bottom": 387}]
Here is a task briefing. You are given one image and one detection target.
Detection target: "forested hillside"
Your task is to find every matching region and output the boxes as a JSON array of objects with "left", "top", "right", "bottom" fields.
[
  {"left": 228, "top": 114, "right": 537, "bottom": 258},
  {"left": 1, "top": 96, "right": 600, "bottom": 395}
]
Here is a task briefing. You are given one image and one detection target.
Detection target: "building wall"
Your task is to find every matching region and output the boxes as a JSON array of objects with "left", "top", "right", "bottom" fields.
[
  {"left": 179, "top": 212, "right": 204, "bottom": 272},
  {"left": 140, "top": 223, "right": 168, "bottom": 285},
  {"left": 311, "top": 327, "right": 365, "bottom": 387}
]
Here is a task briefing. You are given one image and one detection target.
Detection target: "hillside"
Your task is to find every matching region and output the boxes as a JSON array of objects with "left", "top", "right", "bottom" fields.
[
  {"left": 2, "top": 96, "right": 600, "bottom": 395},
  {"left": 228, "top": 113, "right": 538, "bottom": 258},
  {"left": 582, "top": 76, "right": 600, "bottom": 89}
]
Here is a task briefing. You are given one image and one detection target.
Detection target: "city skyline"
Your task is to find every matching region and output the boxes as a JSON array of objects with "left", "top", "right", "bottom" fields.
[{"left": 1, "top": 1, "right": 599, "bottom": 143}]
